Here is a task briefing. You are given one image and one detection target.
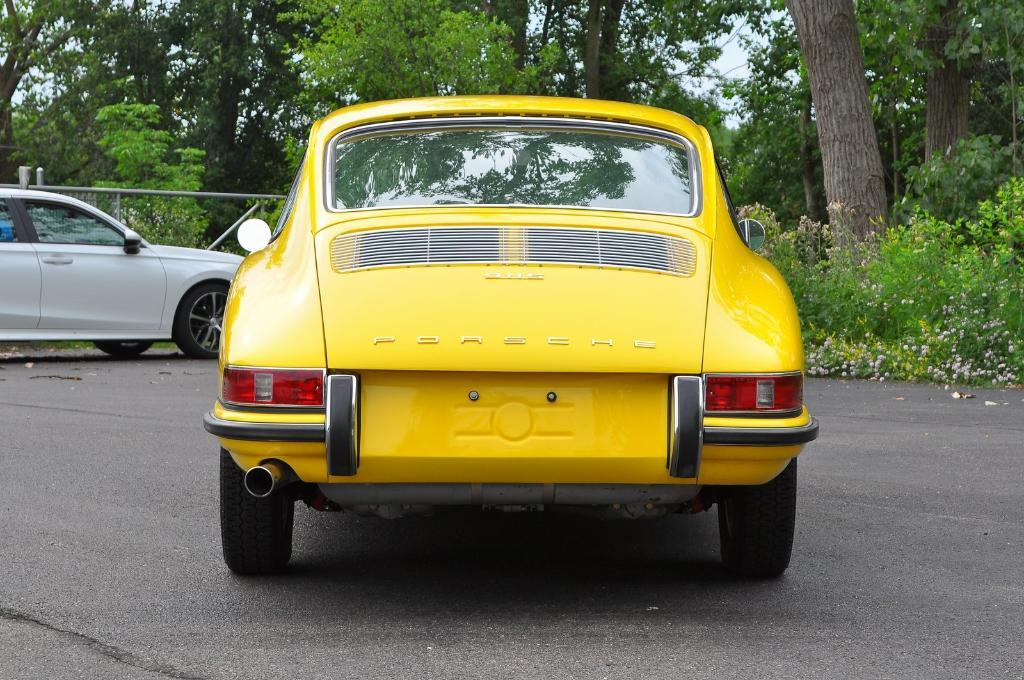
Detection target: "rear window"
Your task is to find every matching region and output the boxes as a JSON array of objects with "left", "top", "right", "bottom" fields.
[{"left": 331, "top": 124, "right": 695, "bottom": 215}]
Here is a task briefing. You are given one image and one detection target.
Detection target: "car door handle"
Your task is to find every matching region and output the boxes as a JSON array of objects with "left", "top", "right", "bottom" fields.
[{"left": 41, "top": 255, "right": 74, "bottom": 265}]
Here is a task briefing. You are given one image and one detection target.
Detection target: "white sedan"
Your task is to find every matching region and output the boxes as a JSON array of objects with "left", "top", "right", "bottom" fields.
[{"left": 0, "top": 189, "right": 242, "bottom": 359}]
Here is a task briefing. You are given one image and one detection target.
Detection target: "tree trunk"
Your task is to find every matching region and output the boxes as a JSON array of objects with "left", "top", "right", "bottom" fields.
[
  {"left": 786, "top": 0, "right": 889, "bottom": 237},
  {"left": 0, "top": 105, "right": 16, "bottom": 181},
  {"left": 797, "top": 89, "right": 819, "bottom": 220},
  {"left": 508, "top": 0, "right": 529, "bottom": 70},
  {"left": 584, "top": 0, "right": 602, "bottom": 98},
  {"left": 486, "top": 0, "right": 529, "bottom": 69},
  {"left": 598, "top": 0, "right": 626, "bottom": 99},
  {"left": 891, "top": 107, "right": 901, "bottom": 199},
  {"left": 1006, "top": 23, "right": 1019, "bottom": 175},
  {"left": 540, "top": 0, "right": 553, "bottom": 49},
  {"left": 924, "top": 0, "right": 969, "bottom": 161}
]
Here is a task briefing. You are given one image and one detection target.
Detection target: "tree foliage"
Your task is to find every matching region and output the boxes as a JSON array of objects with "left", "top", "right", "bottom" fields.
[
  {"left": 0, "top": 0, "right": 1020, "bottom": 242},
  {"left": 288, "top": 0, "right": 532, "bottom": 107},
  {"left": 94, "top": 102, "right": 208, "bottom": 247}
]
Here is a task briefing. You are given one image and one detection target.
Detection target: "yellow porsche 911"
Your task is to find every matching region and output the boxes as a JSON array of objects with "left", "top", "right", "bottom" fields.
[{"left": 204, "top": 95, "right": 818, "bottom": 577}]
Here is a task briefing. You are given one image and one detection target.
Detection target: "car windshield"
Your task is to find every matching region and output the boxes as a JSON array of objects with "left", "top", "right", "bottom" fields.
[{"left": 332, "top": 125, "right": 695, "bottom": 214}]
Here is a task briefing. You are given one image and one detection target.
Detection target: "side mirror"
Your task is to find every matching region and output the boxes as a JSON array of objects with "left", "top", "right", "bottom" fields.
[
  {"left": 123, "top": 228, "right": 142, "bottom": 254},
  {"left": 237, "top": 218, "right": 272, "bottom": 253},
  {"left": 738, "top": 218, "right": 766, "bottom": 251}
]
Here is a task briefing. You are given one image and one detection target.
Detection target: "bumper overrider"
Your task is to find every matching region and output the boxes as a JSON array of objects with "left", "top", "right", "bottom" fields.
[{"left": 203, "top": 375, "right": 819, "bottom": 479}]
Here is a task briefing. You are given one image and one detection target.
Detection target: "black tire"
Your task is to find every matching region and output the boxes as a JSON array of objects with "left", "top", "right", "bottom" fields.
[
  {"left": 220, "top": 448, "right": 294, "bottom": 575},
  {"left": 717, "top": 459, "right": 797, "bottom": 578},
  {"left": 93, "top": 341, "right": 153, "bottom": 357},
  {"left": 173, "top": 282, "right": 228, "bottom": 359}
]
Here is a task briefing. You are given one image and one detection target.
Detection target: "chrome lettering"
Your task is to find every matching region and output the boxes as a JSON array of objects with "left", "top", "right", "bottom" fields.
[{"left": 485, "top": 272, "right": 544, "bottom": 280}]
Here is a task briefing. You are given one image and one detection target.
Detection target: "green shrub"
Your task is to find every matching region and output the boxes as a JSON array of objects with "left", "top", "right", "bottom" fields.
[
  {"left": 898, "top": 135, "right": 1014, "bottom": 223},
  {"left": 757, "top": 176, "right": 1024, "bottom": 386}
]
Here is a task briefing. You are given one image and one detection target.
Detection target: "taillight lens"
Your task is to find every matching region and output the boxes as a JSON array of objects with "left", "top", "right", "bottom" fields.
[
  {"left": 705, "top": 374, "right": 803, "bottom": 413},
  {"left": 222, "top": 367, "right": 324, "bottom": 407}
]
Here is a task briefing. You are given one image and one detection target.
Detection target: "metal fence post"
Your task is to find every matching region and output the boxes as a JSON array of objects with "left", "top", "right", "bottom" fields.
[{"left": 113, "top": 193, "right": 121, "bottom": 221}]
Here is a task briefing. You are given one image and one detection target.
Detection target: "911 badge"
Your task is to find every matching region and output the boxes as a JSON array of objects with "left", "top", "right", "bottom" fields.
[{"left": 484, "top": 272, "right": 545, "bottom": 280}]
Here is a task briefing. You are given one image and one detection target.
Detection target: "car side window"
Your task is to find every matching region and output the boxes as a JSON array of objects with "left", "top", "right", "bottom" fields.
[
  {"left": 0, "top": 199, "right": 17, "bottom": 242},
  {"left": 273, "top": 152, "right": 305, "bottom": 239},
  {"left": 24, "top": 201, "right": 123, "bottom": 246},
  {"left": 716, "top": 160, "right": 744, "bottom": 239}
]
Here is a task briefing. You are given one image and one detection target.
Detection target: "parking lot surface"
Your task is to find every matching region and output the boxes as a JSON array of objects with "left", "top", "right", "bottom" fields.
[{"left": 1, "top": 349, "right": 1021, "bottom": 679}]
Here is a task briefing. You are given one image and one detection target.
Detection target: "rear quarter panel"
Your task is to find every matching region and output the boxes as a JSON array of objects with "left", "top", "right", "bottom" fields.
[
  {"left": 702, "top": 185, "right": 804, "bottom": 373},
  {"left": 220, "top": 162, "right": 327, "bottom": 370}
]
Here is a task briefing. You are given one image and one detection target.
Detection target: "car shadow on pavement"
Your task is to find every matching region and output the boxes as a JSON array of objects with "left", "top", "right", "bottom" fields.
[{"left": 224, "top": 510, "right": 787, "bottom": 624}]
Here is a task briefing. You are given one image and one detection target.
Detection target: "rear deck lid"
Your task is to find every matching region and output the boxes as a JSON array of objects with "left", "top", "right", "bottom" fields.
[{"left": 314, "top": 210, "right": 711, "bottom": 373}]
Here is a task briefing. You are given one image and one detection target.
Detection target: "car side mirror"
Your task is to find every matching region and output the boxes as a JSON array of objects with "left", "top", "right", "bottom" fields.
[
  {"left": 237, "top": 218, "right": 272, "bottom": 253},
  {"left": 738, "top": 219, "right": 766, "bottom": 251},
  {"left": 123, "top": 228, "right": 142, "bottom": 254}
]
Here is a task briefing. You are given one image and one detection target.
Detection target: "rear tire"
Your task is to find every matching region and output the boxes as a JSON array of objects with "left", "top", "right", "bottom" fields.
[
  {"left": 717, "top": 459, "right": 797, "bottom": 578},
  {"left": 94, "top": 341, "right": 153, "bottom": 356},
  {"left": 173, "top": 282, "right": 228, "bottom": 359},
  {"left": 220, "top": 448, "right": 294, "bottom": 575}
]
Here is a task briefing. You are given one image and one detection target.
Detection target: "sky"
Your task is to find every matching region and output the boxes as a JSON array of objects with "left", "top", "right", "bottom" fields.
[{"left": 705, "top": 22, "right": 757, "bottom": 127}]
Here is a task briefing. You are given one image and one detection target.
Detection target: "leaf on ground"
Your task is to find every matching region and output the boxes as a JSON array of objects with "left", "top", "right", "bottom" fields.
[
  {"left": 951, "top": 391, "right": 975, "bottom": 399},
  {"left": 984, "top": 400, "right": 998, "bottom": 406},
  {"left": 28, "top": 375, "right": 82, "bottom": 381}
]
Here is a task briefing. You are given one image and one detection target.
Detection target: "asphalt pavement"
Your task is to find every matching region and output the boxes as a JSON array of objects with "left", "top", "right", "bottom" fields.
[{"left": 0, "top": 349, "right": 1021, "bottom": 679}]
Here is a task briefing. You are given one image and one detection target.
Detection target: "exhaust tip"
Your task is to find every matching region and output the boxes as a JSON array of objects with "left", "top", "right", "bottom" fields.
[{"left": 244, "top": 464, "right": 280, "bottom": 498}]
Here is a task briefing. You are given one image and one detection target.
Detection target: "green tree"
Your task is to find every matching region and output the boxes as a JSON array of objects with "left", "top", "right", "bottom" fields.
[
  {"left": 95, "top": 102, "right": 209, "bottom": 247},
  {"left": 0, "top": 0, "right": 104, "bottom": 179},
  {"left": 167, "top": 0, "right": 304, "bottom": 197},
  {"left": 856, "top": 0, "right": 1024, "bottom": 220},
  {"left": 10, "top": 1, "right": 174, "bottom": 185},
  {"left": 289, "top": 0, "right": 532, "bottom": 107}
]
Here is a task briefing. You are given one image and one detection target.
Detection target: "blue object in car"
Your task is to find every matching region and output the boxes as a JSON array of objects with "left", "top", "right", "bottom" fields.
[{"left": 0, "top": 219, "right": 14, "bottom": 242}]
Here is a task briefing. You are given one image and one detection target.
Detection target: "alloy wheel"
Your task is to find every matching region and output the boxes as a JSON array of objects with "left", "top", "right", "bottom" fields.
[{"left": 188, "top": 290, "right": 227, "bottom": 352}]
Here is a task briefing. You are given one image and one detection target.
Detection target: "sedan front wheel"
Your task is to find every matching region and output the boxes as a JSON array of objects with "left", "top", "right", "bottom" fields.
[{"left": 174, "top": 283, "right": 228, "bottom": 359}]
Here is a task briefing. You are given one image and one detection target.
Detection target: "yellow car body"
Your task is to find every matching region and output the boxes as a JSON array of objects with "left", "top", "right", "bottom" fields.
[{"left": 206, "top": 95, "right": 818, "bottom": 575}]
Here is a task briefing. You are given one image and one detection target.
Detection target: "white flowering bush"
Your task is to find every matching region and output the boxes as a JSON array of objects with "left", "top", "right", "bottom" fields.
[{"left": 746, "top": 177, "right": 1024, "bottom": 386}]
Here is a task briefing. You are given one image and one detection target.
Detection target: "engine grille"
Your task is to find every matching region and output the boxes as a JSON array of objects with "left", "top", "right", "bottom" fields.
[{"left": 330, "top": 226, "right": 697, "bottom": 276}]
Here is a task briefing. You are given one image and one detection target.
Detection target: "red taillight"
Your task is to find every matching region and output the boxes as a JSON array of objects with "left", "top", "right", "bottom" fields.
[
  {"left": 222, "top": 367, "right": 324, "bottom": 407},
  {"left": 705, "top": 374, "right": 803, "bottom": 413}
]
